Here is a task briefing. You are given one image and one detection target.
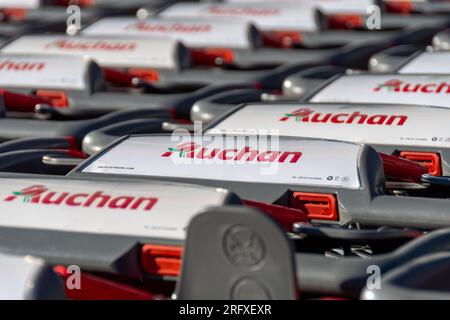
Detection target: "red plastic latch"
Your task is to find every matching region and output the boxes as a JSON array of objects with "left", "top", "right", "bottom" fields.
[
  {"left": 36, "top": 90, "right": 69, "bottom": 108},
  {"left": 399, "top": 151, "right": 442, "bottom": 176},
  {"left": 291, "top": 192, "right": 339, "bottom": 221},
  {"left": 102, "top": 67, "right": 136, "bottom": 87},
  {"left": 262, "top": 31, "right": 302, "bottom": 48},
  {"left": 327, "top": 14, "right": 364, "bottom": 30},
  {"left": 141, "top": 244, "right": 183, "bottom": 277},
  {"left": 190, "top": 48, "right": 234, "bottom": 66},
  {"left": 127, "top": 68, "right": 160, "bottom": 82}
]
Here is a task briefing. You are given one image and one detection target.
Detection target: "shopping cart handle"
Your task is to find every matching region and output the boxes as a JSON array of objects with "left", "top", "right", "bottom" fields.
[
  {"left": 293, "top": 223, "right": 420, "bottom": 252},
  {"left": 433, "top": 28, "right": 450, "bottom": 50},
  {"left": 162, "top": 122, "right": 195, "bottom": 132},
  {"left": 42, "top": 154, "right": 84, "bottom": 167},
  {"left": 190, "top": 88, "right": 266, "bottom": 123},
  {"left": 178, "top": 205, "right": 450, "bottom": 299},
  {"left": 0, "top": 108, "right": 170, "bottom": 143},
  {"left": 421, "top": 174, "right": 450, "bottom": 187},
  {"left": 0, "top": 137, "right": 75, "bottom": 154},
  {"left": 361, "top": 195, "right": 450, "bottom": 230},
  {"left": 369, "top": 44, "right": 422, "bottom": 73},
  {"left": 279, "top": 65, "right": 347, "bottom": 100},
  {"left": 297, "top": 227, "right": 450, "bottom": 297},
  {"left": 361, "top": 252, "right": 450, "bottom": 300},
  {"left": 82, "top": 119, "right": 167, "bottom": 155},
  {"left": 0, "top": 149, "right": 84, "bottom": 175}
]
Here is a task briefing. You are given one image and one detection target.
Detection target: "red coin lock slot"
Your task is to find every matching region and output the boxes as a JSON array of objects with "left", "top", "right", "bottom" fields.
[
  {"left": 127, "top": 68, "right": 160, "bottom": 83},
  {"left": 291, "top": 192, "right": 339, "bottom": 221},
  {"left": 141, "top": 244, "right": 183, "bottom": 277},
  {"left": 36, "top": 90, "right": 69, "bottom": 108},
  {"left": 262, "top": 31, "right": 303, "bottom": 48},
  {"left": 384, "top": 0, "right": 414, "bottom": 14},
  {"left": 0, "top": 8, "right": 27, "bottom": 21},
  {"left": 399, "top": 151, "right": 442, "bottom": 176},
  {"left": 190, "top": 48, "right": 235, "bottom": 66},
  {"left": 53, "top": 0, "right": 95, "bottom": 7},
  {"left": 326, "top": 14, "right": 364, "bottom": 30}
]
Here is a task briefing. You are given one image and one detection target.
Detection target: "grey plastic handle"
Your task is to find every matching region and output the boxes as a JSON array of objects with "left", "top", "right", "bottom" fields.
[
  {"left": 160, "top": 40, "right": 380, "bottom": 91},
  {"left": 37, "top": 83, "right": 251, "bottom": 119},
  {"left": 0, "top": 108, "right": 170, "bottom": 143},
  {"left": 176, "top": 206, "right": 298, "bottom": 300},
  {"left": 405, "top": 2, "right": 450, "bottom": 14},
  {"left": 381, "top": 13, "right": 450, "bottom": 29},
  {"left": 82, "top": 119, "right": 166, "bottom": 155},
  {"left": 300, "top": 27, "right": 440, "bottom": 49},
  {"left": 190, "top": 88, "right": 265, "bottom": 123},
  {"left": 361, "top": 252, "right": 450, "bottom": 300},
  {"left": 42, "top": 155, "right": 84, "bottom": 167},
  {"left": 0, "top": 149, "right": 84, "bottom": 175},
  {"left": 162, "top": 122, "right": 195, "bottom": 132},
  {"left": 277, "top": 65, "right": 347, "bottom": 100},
  {"left": 231, "top": 48, "right": 332, "bottom": 69},
  {"left": 362, "top": 195, "right": 450, "bottom": 230},
  {"left": 0, "top": 137, "right": 72, "bottom": 154},
  {"left": 177, "top": 203, "right": 450, "bottom": 299},
  {"left": 300, "top": 31, "right": 396, "bottom": 49},
  {"left": 369, "top": 45, "right": 422, "bottom": 73},
  {"left": 297, "top": 228, "right": 450, "bottom": 297},
  {"left": 293, "top": 223, "right": 419, "bottom": 247},
  {"left": 433, "top": 28, "right": 450, "bottom": 51},
  {"left": 127, "top": 39, "right": 394, "bottom": 92}
]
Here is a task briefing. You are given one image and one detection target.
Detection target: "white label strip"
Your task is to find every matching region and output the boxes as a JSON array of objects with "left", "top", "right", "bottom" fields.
[
  {"left": 0, "top": 0, "right": 40, "bottom": 9},
  {"left": 1, "top": 35, "right": 180, "bottom": 69},
  {"left": 0, "top": 178, "right": 229, "bottom": 241},
  {"left": 398, "top": 52, "right": 450, "bottom": 75},
  {"left": 0, "top": 55, "right": 88, "bottom": 90},
  {"left": 82, "top": 135, "right": 362, "bottom": 190},
  {"left": 310, "top": 74, "right": 450, "bottom": 109},
  {"left": 225, "top": 0, "right": 375, "bottom": 15},
  {"left": 207, "top": 103, "right": 450, "bottom": 148},
  {"left": 82, "top": 17, "right": 254, "bottom": 49},
  {"left": 159, "top": 2, "right": 321, "bottom": 32}
]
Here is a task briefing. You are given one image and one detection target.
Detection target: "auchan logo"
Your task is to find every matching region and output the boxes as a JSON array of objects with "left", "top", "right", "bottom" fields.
[
  {"left": 125, "top": 22, "right": 212, "bottom": 33},
  {"left": 4, "top": 185, "right": 158, "bottom": 211},
  {"left": 206, "top": 6, "right": 281, "bottom": 16},
  {"left": 373, "top": 79, "right": 450, "bottom": 94},
  {"left": 44, "top": 39, "right": 137, "bottom": 51},
  {"left": 161, "top": 142, "right": 302, "bottom": 163},
  {"left": 0, "top": 59, "right": 45, "bottom": 71},
  {"left": 279, "top": 108, "right": 407, "bottom": 126}
]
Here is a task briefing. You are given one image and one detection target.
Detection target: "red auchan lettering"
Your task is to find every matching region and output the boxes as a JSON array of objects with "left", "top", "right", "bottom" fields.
[
  {"left": 0, "top": 59, "right": 45, "bottom": 71},
  {"left": 4, "top": 185, "right": 158, "bottom": 211},
  {"left": 161, "top": 142, "right": 302, "bottom": 163},
  {"left": 373, "top": 79, "right": 450, "bottom": 94},
  {"left": 279, "top": 108, "right": 407, "bottom": 126},
  {"left": 125, "top": 22, "right": 212, "bottom": 33},
  {"left": 206, "top": 6, "right": 280, "bottom": 16},
  {"left": 44, "top": 39, "right": 137, "bottom": 51}
]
